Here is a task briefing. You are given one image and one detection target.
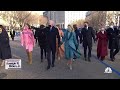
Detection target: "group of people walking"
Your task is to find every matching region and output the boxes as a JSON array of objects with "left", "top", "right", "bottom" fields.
[{"left": 0, "top": 20, "right": 120, "bottom": 70}]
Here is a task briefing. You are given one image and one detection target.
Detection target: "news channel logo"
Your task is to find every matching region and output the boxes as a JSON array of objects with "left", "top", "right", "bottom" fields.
[
  {"left": 5, "top": 59, "right": 21, "bottom": 70},
  {"left": 104, "top": 67, "right": 112, "bottom": 73}
]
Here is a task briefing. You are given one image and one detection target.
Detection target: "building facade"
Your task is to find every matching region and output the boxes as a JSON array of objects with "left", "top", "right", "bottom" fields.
[{"left": 43, "top": 11, "right": 86, "bottom": 29}]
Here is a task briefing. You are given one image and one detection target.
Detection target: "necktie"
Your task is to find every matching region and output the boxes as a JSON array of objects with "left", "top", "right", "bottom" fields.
[{"left": 50, "top": 27, "right": 52, "bottom": 32}]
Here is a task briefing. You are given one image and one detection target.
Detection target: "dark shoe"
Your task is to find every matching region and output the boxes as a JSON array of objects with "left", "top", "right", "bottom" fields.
[
  {"left": 47, "top": 66, "right": 50, "bottom": 70},
  {"left": 88, "top": 58, "right": 91, "bottom": 62},
  {"left": 41, "top": 59, "right": 43, "bottom": 62},
  {"left": 97, "top": 56, "right": 100, "bottom": 59},
  {"left": 73, "top": 57, "right": 77, "bottom": 59},
  {"left": 100, "top": 59, "right": 104, "bottom": 61},
  {"left": 113, "top": 57, "right": 115, "bottom": 60},
  {"left": 101, "top": 58, "right": 104, "bottom": 61},
  {"left": 111, "top": 59, "right": 114, "bottom": 62},
  {"left": 51, "top": 64, "right": 54, "bottom": 67},
  {"left": 84, "top": 58, "right": 87, "bottom": 61}
]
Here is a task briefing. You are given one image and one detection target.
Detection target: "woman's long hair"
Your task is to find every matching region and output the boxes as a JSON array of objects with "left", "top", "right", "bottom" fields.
[
  {"left": 23, "top": 23, "right": 31, "bottom": 30},
  {"left": 67, "top": 25, "right": 74, "bottom": 32}
]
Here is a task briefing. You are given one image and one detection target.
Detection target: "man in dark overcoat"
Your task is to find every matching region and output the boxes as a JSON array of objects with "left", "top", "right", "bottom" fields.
[
  {"left": 45, "top": 20, "right": 60, "bottom": 70},
  {"left": 80, "top": 22, "right": 96, "bottom": 62},
  {"left": 106, "top": 22, "right": 119, "bottom": 61}
]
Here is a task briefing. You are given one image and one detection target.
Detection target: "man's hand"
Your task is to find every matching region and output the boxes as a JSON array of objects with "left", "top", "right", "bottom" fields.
[{"left": 80, "top": 41, "right": 82, "bottom": 44}]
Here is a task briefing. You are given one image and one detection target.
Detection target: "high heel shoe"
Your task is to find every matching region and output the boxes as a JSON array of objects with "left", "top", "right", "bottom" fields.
[
  {"left": 69, "top": 65, "right": 72, "bottom": 70},
  {"left": 1, "top": 60, "right": 5, "bottom": 67}
]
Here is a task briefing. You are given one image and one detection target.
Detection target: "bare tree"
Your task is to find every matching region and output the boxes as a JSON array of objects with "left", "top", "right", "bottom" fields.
[
  {"left": 39, "top": 15, "right": 48, "bottom": 26},
  {"left": 0, "top": 11, "right": 32, "bottom": 30},
  {"left": 86, "top": 11, "right": 106, "bottom": 31},
  {"left": 25, "top": 13, "right": 40, "bottom": 26},
  {"left": 71, "top": 19, "right": 85, "bottom": 27},
  {"left": 106, "top": 11, "right": 114, "bottom": 26}
]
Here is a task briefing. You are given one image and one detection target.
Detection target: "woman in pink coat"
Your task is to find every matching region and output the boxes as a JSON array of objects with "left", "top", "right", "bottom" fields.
[{"left": 21, "top": 23, "right": 35, "bottom": 64}]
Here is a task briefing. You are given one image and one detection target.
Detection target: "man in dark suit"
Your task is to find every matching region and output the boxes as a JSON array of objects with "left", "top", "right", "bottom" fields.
[
  {"left": 73, "top": 24, "right": 81, "bottom": 44},
  {"left": 73, "top": 24, "right": 81, "bottom": 59},
  {"left": 10, "top": 29, "right": 15, "bottom": 41},
  {"left": 80, "top": 22, "right": 95, "bottom": 62},
  {"left": 106, "top": 22, "right": 119, "bottom": 61},
  {"left": 37, "top": 25, "right": 47, "bottom": 62},
  {"left": 46, "top": 21, "right": 60, "bottom": 70},
  {"left": 31, "top": 26, "right": 39, "bottom": 44}
]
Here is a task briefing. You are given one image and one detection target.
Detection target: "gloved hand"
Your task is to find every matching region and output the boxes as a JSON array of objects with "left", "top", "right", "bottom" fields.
[
  {"left": 80, "top": 41, "right": 82, "bottom": 44},
  {"left": 21, "top": 44, "right": 23, "bottom": 47},
  {"left": 75, "top": 44, "right": 79, "bottom": 50},
  {"left": 58, "top": 44, "right": 61, "bottom": 48}
]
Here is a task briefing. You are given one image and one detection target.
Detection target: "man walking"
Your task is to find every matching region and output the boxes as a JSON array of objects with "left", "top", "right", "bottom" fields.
[
  {"left": 80, "top": 22, "right": 95, "bottom": 62},
  {"left": 10, "top": 29, "right": 15, "bottom": 41},
  {"left": 106, "top": 22, "right": 119, "bottom": 61},
  {"left": 46, "top": 20, "right": 60, "bottom": 70}
]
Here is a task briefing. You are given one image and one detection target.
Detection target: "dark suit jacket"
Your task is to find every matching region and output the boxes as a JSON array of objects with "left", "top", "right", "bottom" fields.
[
  {"left": 37, "top": 28, "right": 47, "bottom": 48},
  {"left": 10, "top": 30, "right": 15, "bottom": 37},
  {"left": 80, "top": 27, "right": 95, "bottom": 47},
  {"left": 74, "top": 29, "right": 81, "bottom": 43},
  {"left": 34, "top": 27, "right": 39, "bottom": 39},
  {"left": 46, "top": 26, "right": 60, "bottom": 51}
]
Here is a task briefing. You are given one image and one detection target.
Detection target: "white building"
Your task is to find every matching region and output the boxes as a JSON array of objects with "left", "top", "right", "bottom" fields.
[
  {"left": 65, "top": 11, "right": 86, "bottom": 28},
  {"left": 43, "top": 11, "right": 86, "bottom": 29}
]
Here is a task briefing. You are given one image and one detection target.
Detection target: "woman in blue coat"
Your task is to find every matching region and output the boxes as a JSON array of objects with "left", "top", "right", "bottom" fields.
[{"left": 64, "top": 25, "right": 80, "bottom": 70}]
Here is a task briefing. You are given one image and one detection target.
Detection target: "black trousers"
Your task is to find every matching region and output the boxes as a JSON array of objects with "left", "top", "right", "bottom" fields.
[
  {"left": 11, "top": 37, "right": 14, "bottom": 41},
  {"left": 40, "top": 47, "right": 46, "bottom": 60},
  {"left": 110, "top": 48, "right": 119, "bottom": 59},
  {"left": 84, "top": 45, "right": 92, "bottom": 59},
  {"left": 47, "top": 46, "right": 56, "bottom": 67},
  {"left": 36, "top": 38, "right": 38, "bottom": 43}
]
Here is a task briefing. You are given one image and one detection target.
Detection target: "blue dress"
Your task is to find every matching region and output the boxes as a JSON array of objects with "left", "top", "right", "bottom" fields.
[{"left": 64, "top": 31, "right": 80, "bottom": 60}]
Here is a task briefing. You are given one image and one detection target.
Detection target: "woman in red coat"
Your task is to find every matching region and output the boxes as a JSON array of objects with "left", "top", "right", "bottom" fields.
[{"left": 96, "top": 27, "right": 108, "bottom": 61}]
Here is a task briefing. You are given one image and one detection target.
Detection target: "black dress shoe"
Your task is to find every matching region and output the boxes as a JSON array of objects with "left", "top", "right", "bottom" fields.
[
  {"left": 84, "top": 58, "right": 87, "bottom": 61},
  {"left": 111, "top": 59, "right": 114, "bottom": 62},
  {"left": 97, "top": 56, "right": 100, "bottom": 59},
  {"left": 51, "top": 64, "right": 54, "bottom": 67},
  {"left": 41, "top": 59, "right": 43, "bottom": 62},
  {"left": 47, "top": 66, "right": 50, "bottom": 70},
  {"left": 73, "top": 57, "right": 77, "bottom": 59},
  {"left": 88, "top": 58, "right": 91, "bottom": 62}
]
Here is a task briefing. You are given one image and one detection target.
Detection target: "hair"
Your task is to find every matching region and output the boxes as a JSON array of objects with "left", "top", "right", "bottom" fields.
[
  {"left": 68, "top": 24, "right": 74, "bottom": 32},
  {"left": 84, "top": 21, "right": 89, "bottom": 24},
  {"left": 56, "top": 24, "right": 60, "bottom": 27},
  {"left": 40, "top": 25, "right": 45, "bottom": 29},
  {"left": 56, "top": 24, "right": 61, "bottom": 30},
  {"left": 24, "top": 23, "right": 31, "bottom": 29},
  {"left": 73, "top": 24, "right": 77, "bottom": 29},
  {"left": 0, "top": 25, "right": 5, "bottom": 31}
]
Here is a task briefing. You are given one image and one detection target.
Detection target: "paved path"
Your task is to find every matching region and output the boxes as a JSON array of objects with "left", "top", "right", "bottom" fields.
[{"left": 0, "top": 39, "right": 120, "bottom": 79}]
